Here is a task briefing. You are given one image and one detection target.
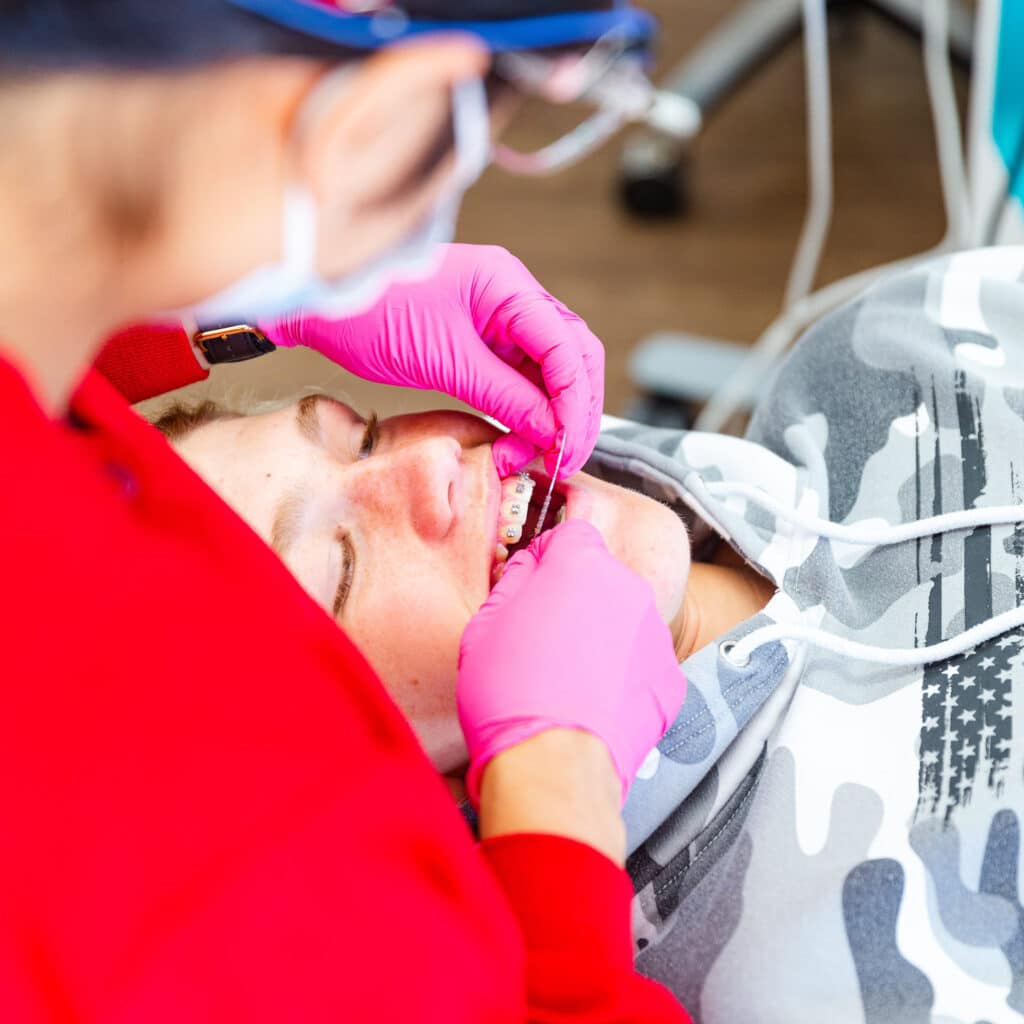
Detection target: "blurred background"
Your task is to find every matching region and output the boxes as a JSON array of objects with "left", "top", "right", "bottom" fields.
[{"left": 145, "top": 0, "right": 976, "bottom": 427}]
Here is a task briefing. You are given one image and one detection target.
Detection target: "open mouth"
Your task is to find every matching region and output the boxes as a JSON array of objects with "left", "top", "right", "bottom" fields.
[{"left": 492, "top": 471, "right": 568, "bottom": 584}]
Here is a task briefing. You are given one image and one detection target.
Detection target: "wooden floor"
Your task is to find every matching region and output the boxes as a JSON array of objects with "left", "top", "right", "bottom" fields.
[{"left": 174, "top": 0, "right": 968, "bottom": 424}]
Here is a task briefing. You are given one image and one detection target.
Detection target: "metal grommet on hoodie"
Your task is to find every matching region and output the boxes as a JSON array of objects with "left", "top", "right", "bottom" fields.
[{"left": 719, "top": 639, "right": 750, "bottom": 669}]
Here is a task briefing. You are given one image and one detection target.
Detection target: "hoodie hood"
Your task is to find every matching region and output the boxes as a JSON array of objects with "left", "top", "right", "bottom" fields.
[{"left": 589, "top": 248, "right": 1024, "bottom": 1023}]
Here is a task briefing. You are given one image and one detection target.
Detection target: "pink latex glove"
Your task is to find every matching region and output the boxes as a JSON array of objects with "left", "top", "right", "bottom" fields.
[
  {"left": 261, "top": 243, "right": 604, "bottom": 477},
  {"left": 457, "top": 520, "right": 685, "bottom": 807}
]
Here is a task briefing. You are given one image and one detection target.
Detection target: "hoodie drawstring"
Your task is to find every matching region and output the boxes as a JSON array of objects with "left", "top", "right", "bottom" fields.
[
  {"left": 705, "top": 481, "right": 1024, "bottom": 546},
  {"left": 705, "top": 481, "right": 1024, "bottom": 670}
]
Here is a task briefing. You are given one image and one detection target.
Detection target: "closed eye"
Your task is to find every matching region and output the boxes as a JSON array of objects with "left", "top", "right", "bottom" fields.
[
  {"left": 358, "top": 412, "right": 379, "bottom": 460},
  {"left": 334, "top": 415, "right": 378, "bottom": 617},
  {"left": 333, "top": 531, "right": 355, "bottom": 618}
]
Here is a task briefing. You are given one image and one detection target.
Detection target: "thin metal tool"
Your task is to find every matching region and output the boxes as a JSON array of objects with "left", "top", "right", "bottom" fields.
[{"left": 532, "top": 432, "right": 567, "bottom": 539}]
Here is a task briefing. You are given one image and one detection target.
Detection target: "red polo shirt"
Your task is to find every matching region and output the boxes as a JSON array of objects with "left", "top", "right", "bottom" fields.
[{"left": 0, "top": 338, "right": 689, "bottom": 1022}]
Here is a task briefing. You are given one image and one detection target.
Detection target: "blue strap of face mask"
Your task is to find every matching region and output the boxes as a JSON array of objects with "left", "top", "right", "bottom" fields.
[{"left": 222, "top": 0, "right": 656, "bottom": 56}]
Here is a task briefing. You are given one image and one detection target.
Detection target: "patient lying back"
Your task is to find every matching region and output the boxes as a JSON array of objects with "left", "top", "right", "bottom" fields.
[{"left": 155, "top": 396, "right": 775, "bottom": 781}]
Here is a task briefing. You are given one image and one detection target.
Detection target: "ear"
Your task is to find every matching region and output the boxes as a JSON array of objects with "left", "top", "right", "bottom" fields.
[{"left": 297, "top": 36, "right": 489, "bottom": 212}]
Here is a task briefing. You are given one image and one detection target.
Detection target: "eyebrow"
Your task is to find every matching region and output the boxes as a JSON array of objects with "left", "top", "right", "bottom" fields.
[{"left": 296, "top": 393, "right": 324, "bottom": 448}]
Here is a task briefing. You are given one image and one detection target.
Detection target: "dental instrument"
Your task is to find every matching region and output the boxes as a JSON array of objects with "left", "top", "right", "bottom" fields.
[{"left": 532, "top": 432, "right": 567, "bottom": 539}]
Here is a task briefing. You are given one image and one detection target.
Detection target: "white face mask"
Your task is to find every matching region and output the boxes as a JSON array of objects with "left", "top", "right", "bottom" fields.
[{"left": 186, "top": 75, "right": 490, "bottom": 326}]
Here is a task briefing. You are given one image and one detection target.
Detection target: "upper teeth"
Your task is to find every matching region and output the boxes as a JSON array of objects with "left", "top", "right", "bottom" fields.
[
  {"left": 496, "top": 473, "right": 534, "bottom": 553},
  {"left": 491, "top": 472, "right": 570, "bottom": 588},
  {"left": 501, "top": 500, "right": 526, "bottom": 521},
  {"left": 512, "top": 471, "right": 533, "bottom": 497}
]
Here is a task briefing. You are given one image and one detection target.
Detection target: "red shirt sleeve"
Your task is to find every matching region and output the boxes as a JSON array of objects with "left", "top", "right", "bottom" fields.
[
  {"left": 93, "top": 320, "right": 209, "bottom": 402},
  {"left": 482, "top": 835, "right": 692, "bottom": 1023}
]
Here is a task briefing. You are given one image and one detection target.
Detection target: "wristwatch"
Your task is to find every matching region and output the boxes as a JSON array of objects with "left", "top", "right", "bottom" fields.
[{"left": 192, "top": 324, "right": 276, "bottom": 365}]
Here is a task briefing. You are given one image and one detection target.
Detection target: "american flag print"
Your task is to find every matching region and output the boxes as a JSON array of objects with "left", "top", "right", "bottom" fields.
[
  {"left": 915, "top": 370, "right": 1022, "bottom": 821},
  {"left": 917, "top": 634, "right": 1020, "bottom": 821}
]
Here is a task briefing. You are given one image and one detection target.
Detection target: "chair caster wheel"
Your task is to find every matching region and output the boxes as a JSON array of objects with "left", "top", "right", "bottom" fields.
[{"left": 618, "top": 133, "right": 692, "bottom": 219}]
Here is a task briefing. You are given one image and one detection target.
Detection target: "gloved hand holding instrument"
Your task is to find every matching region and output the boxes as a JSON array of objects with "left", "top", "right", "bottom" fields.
[
  {"left": 458, "top": 520, "right": 686, "bottom": 810},
  {"left": 189, "top": 0, "right": 695, "bottom": 486},
  {"left": 262, "top": 243, "right": 604, "bottom": 479}
]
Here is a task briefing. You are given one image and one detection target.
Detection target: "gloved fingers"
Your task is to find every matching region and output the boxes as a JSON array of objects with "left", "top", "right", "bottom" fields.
[
  {"left": 446, "top": 343, "right": 560, "bottom": 475},
  {"left": 601, "top": 611, "right": 684, "bottom": 804},
  {"left": 508, "top": 355, "right": 546, "bottom": 392},
  {"left": 489, "top": 341, "right": 595, "bottom": 476},
  {"left": 653, "top": 665, "right": 687, "bottom": 736},
  {"left": 489, "top": 343, "right": 600, "bottom": 477},
  {"left": 491, "top": 433, "right": 537, "bottom": 479},
  {"left": 638, "top": 604, "right": 687, "bottom": 724},
  {"left": 475, "top": 538, "right": 539, "bottom": 611},
  {"left": 488, "top": 292, "right": 602, "bottom": 478},
  {"left": 462, "top": 521, "right": 607, "bottom": 660},
  {"left": 524, "top": 521, "right": 620, "bottom": 593},
  {"left": 458, "top": 536, "right": 551, "bottom": 666},
  {"left": 529, "top": 517, "right": 606, "bottom": 563},
  {"left": 497, "top": 293, "right": 589, "bottom": 431},
  {"left": 458, "top": 516, "right": 682, "bottom": 809},
  {"left": 548, "top": 313, "right": 604, "bottom": 477}
]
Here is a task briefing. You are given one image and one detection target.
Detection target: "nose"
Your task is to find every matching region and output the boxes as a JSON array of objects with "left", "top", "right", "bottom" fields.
[{"left": 377, "top": 434, "right": 463, "bottom": 542}]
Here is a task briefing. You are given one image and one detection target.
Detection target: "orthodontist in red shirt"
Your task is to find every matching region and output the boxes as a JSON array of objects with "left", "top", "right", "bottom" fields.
[{"left": 0, "top": 3, "right": 690, "bottom": 1020}]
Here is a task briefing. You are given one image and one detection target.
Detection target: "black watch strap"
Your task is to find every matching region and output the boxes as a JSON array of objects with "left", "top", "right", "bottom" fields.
[{"left": 193, "top": 325, "right": 276, "bottom": 364}]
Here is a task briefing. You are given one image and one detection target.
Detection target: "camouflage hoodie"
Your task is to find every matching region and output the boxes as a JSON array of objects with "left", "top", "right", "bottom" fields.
[{"left": 588, "top": 248, "right": 1024, "bottom": 1024}]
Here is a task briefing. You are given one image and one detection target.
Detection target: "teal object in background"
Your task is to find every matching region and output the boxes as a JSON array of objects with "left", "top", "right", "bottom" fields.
[{"left": 993, "top": 2, "right": 1024, "bottom": 203}]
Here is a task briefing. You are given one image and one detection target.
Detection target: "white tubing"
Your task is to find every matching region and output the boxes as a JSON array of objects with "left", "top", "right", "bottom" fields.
[
  {"left": 784, "top": 0, "right": 834, "bottom": 309},
  {"left": 966, "top": 0, "right": 1003, "bottom": 246},
  {"left": 696, "top": 0, "right": 966, "bottom": 434},
  {"left": 694, "top": 251, "right": 943, "bottom": 432},
  {"left": 923, "top": 0, "right": 971, "bottom": 246}
]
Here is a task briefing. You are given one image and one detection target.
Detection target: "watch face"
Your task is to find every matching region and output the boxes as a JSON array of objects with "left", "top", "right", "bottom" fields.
[{"left": 195, "top": 326, "right": 275, "bottom": 364}]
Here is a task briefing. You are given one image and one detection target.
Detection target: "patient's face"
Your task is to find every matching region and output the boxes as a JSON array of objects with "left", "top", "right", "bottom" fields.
[{"left": 174, "top": 398, "right": 690, "bottom": 772}]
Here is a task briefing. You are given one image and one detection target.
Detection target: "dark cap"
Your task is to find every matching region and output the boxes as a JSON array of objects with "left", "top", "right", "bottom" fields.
[
  {"left": 1, "top": 0, "right": 652, "bottom": 72},
  {"left": 224, "top": 0, "right": 655, "bottom": 54}
]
